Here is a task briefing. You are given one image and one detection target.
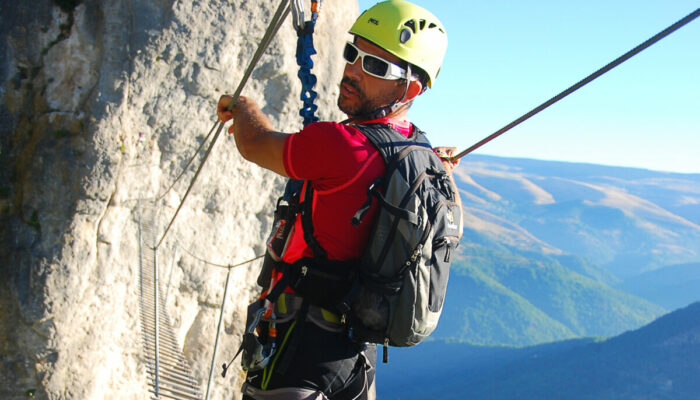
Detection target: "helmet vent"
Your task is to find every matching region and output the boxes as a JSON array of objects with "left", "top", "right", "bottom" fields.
[{"left": 400, "top": 28, "right": 412, "bottom": 43}]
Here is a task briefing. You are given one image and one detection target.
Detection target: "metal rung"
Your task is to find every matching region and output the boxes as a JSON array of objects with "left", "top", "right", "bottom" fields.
[
  {"left": 145, "top": 365, "right": 200, "bottom": 385},
  {"left": 140, "top": 325, "right": 178, "bottom": 339},
  {"left": 143, "top": 339, "right": 185, "bottom": 354},
  {"left": 141, "top": 325, "right": 180, "bottom": 349},
  {"left": 145, "top": 346, "right": 188, "bottom": 362},
  {"left": 143, "top": 333, "right": 181, "bottom": 348},
  {"left": 145, "top": 359, "right": 193, "bottom": 376},
  {"left": 144, "top": 346, "right": 189, "bottom": 363},
  {"left": 141, "top": 333, "right": 180, "bottom": 347},
  {"left": 139, "top": 317, "right": 176, "bottom": 330},
  {"left": 144, "top": 354, "right": 191, "bottom": 371},
  {"left": 141, "top": 313, "right": 177, "bottom": 326},
  {"left": 139, "top": 205, "right": 202, "bottom": 400},
  {"left": 147, "top": 375, "right": 202, "bottom": 395},
  {"left": 148, "top": 386, "right": 203, "bottom": 400},
  {"left": 147, "top": 378, "right": 202, "bottom": 397},
  {"left": 145, "top": 361, "right": 197, "bottom": 378},
  {"left": 141, "top": 310, "right": 176, "bottom": 323}
]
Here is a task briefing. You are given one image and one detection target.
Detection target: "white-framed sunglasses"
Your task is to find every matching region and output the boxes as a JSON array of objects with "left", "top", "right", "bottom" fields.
[{"left": 343, "top": 42, "right": 407, "bottom": 80}]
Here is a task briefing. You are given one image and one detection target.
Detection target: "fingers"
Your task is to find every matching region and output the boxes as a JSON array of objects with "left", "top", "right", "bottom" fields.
[
  {"left": 435, "top": 146, "right": 460, "bottom": 172},
  {"left": 219, "top": 110, "right": 234, "bottom": 122},
  {"left": 217, "top": 95, "right": 235, "bottom": 122},
  {"left": 435, "top": 146, "right": 457, "bottom": 160}
]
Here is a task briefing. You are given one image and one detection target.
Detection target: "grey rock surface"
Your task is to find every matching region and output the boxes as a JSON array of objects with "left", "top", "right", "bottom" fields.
[{"left": 0, "top": 1, "right": 357, "bottom": 399}]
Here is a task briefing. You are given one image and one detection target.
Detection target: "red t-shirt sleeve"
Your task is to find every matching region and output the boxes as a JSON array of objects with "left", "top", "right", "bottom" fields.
[{"left": 283, "top": 122, "right": 376, "bottom": 187}]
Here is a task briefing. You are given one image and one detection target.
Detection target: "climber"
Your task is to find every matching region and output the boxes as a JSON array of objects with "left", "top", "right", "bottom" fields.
[{"left": 217, "top": 1, "right": 460, "bottom": 399}]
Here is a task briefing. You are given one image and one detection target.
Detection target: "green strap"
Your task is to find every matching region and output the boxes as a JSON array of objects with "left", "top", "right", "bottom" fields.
[{"left": 261, "top": 320, "right": 297, "bottom": 390}]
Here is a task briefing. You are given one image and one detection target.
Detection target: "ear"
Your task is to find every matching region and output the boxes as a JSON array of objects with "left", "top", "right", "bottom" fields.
[{"left": 402, "top": 79, "right": 424, "bottom": 103}]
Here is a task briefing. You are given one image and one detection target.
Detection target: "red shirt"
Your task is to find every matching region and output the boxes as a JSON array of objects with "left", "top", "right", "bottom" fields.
[{"left": 281, "top": 118, "right": 413, "bottom": 263}]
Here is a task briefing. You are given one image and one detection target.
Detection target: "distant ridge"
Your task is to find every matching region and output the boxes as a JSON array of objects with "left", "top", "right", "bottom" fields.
[
  {"left": 376, "top": 155, "right": 700, "bottom": 399},
  {"left": 617, "top": 262, "right": 700, "bottom": 310},
  {"left": 469, "top": 153, "right": 700, "bottom": 178},
  {"left": 442, "top": 155, "right": 700, "bottom": 347},
  {"left": 378, "top": 302, "right": 700, "bottom": 400}
]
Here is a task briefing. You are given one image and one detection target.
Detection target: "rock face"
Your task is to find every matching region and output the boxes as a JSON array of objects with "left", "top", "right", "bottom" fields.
[{"left": 0, "top": 1, "right": 357, "bottom": 399}]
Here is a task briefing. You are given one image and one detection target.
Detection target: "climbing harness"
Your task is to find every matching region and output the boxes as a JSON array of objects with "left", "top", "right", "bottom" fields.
[
  {"left": 449, "top": 7, "right": 700, "bottom": 162},
  {"left": 237, "top": 1, "right": 328, "bottom": 377},
  {"left": 217, "top": 0, "right": 328, "bottom": 388},
  {"left": 139, "top": 4, "right": 698, "bottom": 399}
]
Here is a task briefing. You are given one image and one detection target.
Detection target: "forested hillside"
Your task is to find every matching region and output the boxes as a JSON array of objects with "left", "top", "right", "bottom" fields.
[
  {"left": 378, "top": 302, "right": 700, "bottom": 400},
  {"left": 436, "top": 155, "right": 700, "bottom": 346}
]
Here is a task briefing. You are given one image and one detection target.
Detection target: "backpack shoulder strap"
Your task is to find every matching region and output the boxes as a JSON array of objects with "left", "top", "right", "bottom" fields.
[
  {"left": 299, "top": 180, "right": 327, "bottom": 260},
  {"left": 353, "top": 123, "right": 433, "bottom": 166},
  {"left": 349, "top": 123, "right": 433, "bottom": 226}
]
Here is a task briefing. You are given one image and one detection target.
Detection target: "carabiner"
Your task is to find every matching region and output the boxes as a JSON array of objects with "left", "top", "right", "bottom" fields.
[
  {"left": 309, "top": 1, "right": 321, "bottom": 21},
  {"left": 247, "top": 306, "right": 266, "bottom": 333},
  {"left": 291, "top": 0, "right": 305, "bottom": 33}
]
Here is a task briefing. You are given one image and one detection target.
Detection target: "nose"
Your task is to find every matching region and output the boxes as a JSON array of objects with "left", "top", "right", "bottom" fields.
[{"left": 344, "top": 55, "right": 363, "bottom": 80}]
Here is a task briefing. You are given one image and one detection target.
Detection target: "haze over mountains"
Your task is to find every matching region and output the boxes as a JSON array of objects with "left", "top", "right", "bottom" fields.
[
  {"left": 435, "top": 155, "right": 700, "bottom": 346},
  {"left": 457, "top": 155, "right": 700, "bottom": 278},
  {"left": 379, "top": 302, "right": 700, "bottom": 400},
  {"left": 377, "top": 156, "right": 700, "bottom": 399}
]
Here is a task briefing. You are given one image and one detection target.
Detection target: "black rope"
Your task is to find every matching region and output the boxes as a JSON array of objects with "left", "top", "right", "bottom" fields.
[{"left": 452, "top": 8, "right": 700, "bottom": 161}]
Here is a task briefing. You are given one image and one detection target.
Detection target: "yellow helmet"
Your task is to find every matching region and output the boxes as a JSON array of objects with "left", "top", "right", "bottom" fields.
[{"left": 349, "top": 0, "right": 447, "bottom": 87}]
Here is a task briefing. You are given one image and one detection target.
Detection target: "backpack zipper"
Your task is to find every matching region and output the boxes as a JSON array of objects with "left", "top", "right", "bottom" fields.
[
  {"left": 383, "top": 338, "right": 389, "bottom": 363},
  {"left": 434, "top": 236, "right": 458, "bottom": 262}
]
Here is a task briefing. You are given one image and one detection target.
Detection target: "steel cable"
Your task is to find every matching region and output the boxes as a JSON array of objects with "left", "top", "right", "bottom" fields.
[
  {"left": 452, "top": 8, "right": 700, "bottom": 162},
  {"left": 157, "top": 0, "right": 292, "bottom": 248}
]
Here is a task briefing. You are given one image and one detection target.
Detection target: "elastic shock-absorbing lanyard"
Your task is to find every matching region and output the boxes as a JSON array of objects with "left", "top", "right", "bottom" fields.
[
  {"left": 221, "top": 0, "right": 325, "bottom": 380},
  {"left": 293, "top": 0, "right": 321, "bottom": 126},
  {"left": 259, "top": 1, "right": 326, "bottom": 381}
]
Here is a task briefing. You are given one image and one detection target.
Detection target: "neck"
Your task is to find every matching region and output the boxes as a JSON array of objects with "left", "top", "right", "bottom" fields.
[{"left": 345, "top": 102, "right": 410, "bottom": 125}]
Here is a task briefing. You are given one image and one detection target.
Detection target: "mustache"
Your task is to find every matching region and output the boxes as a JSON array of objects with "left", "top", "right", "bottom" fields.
[{"left": 340, "top": 76, "right": 362, "bottom": 94}]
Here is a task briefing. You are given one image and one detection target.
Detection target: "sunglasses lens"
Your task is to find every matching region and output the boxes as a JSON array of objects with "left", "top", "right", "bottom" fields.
[
  {"left": 343, "top": 43, "right": 358, "bottom": 64},
  {"left": 343, "top": 42, "right": 401, "bottom": 79},
  {"left": 363, "top": 55, "right": 389, "bottom": 78}
]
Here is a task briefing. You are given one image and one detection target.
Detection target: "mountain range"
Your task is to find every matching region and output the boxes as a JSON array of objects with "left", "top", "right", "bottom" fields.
[
  {"left": 433, "top": 155, "right": 700, "bottom": 346},
  {"left": 377, "top": 156, "right": 700, "bottom": 398},
  {"left": 377, "top": 301, "right": 700, "bottom": 400}
]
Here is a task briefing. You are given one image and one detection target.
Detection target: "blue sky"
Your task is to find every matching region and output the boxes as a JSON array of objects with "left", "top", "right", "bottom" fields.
[{"left": 356, "top": 1, "right": 699, "bottom": 173}]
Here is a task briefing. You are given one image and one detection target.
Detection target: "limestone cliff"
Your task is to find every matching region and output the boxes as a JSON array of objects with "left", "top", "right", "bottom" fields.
[{"left": 0, "top": 1, "right": 358, "bottom": 399}]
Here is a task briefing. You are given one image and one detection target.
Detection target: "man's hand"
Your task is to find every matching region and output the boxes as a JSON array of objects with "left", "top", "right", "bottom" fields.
[
  {"left": 434, "top": 146, "right": 460, "bottom": 174},
  {"left": 217, "top": 95, "right": 271, "bottom": 136},
  {"left": 434, "top": 146, "right": 463, "bottom": 237},
  {"left": 216, "top": 94, "right": 288, "bottom": 177}
]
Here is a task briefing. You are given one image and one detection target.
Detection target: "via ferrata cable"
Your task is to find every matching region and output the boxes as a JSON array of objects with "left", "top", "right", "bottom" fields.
[
  {"left": 450, "top": 8, "right": 700, "bottom": 162},
  {"left": 156, "top": 122, "right": 217, "bottom": 201},
  {"left": 157, "top": 0, "right": 292, "bottom": 248}
]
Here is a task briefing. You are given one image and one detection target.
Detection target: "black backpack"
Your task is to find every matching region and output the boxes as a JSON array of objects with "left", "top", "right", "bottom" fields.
[
  {"left": 345, "top": 123, "right": 461, "bottom": 352},
  {"left": 257, "top": 123, "right": 461, "bottom": 359}
]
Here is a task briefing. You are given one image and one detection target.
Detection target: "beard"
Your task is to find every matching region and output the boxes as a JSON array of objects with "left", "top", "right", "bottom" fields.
[{"left": 337, "top": 76, "right": 399, "bottom": 118}]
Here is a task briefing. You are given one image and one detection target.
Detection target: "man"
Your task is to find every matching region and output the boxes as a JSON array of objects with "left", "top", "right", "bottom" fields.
[{"left": 217, "top": 1, "right": 460, "bottom": 399}]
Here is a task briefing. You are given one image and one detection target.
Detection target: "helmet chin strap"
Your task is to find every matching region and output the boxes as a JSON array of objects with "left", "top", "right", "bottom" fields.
[{"left": 346, "top": 65, "right": 413, "bottom": 124}]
